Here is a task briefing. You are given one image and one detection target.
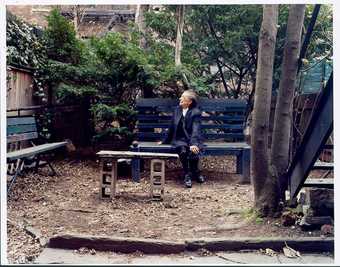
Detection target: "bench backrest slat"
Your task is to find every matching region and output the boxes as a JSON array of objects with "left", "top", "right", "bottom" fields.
[
  {"left": 137, "top": 132, "right": 245, "bottom": 140},
  {"left": 7, "top": 116, "right": 38, "bottom": 144},
  {"left": 137, "top": 114, "right": 245, "bottom": 122},
  {"left": 138, "top": 123, "right": 243, "bottom": 131},
  {"left": 136, "top": 98, "right": 247, "bottom": 142}
]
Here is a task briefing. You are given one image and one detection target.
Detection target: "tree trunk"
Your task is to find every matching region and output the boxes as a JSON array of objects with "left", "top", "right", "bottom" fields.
[
  {"left": 135, "top": 4, "right": 149, "bottom": 49},
  {"left": 270, "top": 5, "right": 306, "bottom": 199},
  {"left": 72, "top": 5, "right": 85, "bottom": 38},
  {"left": 216, "top": 60, "right": 231, "bottom": 97},
  {"left": 251, "top": 5, "right": 279, "bottom": 216},
  {"left": 73, "top": 13, "right": 78, "bottom": 38},
  {"left": 135, "top": 5, "right": 153, "bottom": 98},
  {"left": 175, "top": 5, "right": 185, "bottom": 66},
  {"left": 235, "top": 71, "right": 245, "bottom": 99}
]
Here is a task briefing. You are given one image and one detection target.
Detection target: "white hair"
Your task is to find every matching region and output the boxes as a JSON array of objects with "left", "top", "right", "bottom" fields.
[{"left": 182, "top": 89, "right": 198, "bottom": 106}]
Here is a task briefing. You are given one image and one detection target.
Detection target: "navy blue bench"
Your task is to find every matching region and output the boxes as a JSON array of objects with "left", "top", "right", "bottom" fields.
[{"left": 130, "top": 98, "right": 251, "bottom": 183}]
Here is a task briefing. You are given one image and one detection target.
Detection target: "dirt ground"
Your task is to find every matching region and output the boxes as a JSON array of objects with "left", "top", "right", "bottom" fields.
[{"left": 7, "top": 156, "right": 331, "bottom": 264}]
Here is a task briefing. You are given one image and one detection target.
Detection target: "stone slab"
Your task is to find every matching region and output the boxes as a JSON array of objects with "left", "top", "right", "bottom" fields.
[{"left": 35, "top": 248, "right": 334, "bottom": 265}]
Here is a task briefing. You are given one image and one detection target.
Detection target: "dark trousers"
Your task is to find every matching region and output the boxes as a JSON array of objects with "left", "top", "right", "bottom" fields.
[{"left": 175, "top": 146, "right": 200, "bottom": 176}]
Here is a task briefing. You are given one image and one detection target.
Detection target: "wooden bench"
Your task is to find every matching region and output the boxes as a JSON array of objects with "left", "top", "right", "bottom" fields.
[
  {"left": 97, "top": 151, "right": 178, "bottom": 200},
  {"left": 131, "top": 98, "right": 251, "bottom": 183},
  {"left": 7, "top": 116, "right": 67, "bottom": 193}
]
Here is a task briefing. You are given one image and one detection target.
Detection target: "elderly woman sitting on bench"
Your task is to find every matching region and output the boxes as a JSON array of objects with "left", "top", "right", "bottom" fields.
[{"left": 159, "top": 90, "right": 205, "bottom": 188}]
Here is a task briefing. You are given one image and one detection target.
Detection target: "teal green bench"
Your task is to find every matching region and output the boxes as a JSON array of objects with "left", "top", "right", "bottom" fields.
[{"left": 7, "top": 116, "right": 67, "bottom": 194}]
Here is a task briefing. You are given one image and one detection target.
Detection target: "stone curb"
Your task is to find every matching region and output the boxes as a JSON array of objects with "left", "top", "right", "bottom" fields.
[
  {"left": 185, "top": 237, "right": 334, "bottom": 253},
  {"left": 48, "top": 234, "right": 334, "bottom": 254},
  {"left": 48, "top": 234, "right": 186, "bottom": 254}
]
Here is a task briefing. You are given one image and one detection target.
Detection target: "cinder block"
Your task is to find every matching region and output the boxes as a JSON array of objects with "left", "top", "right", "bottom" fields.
[
  {"left": 150, "top": 159, "right": 165, "bottom": 200},
  {"left": 100, "top": 159, "right": 117, "bottom": 199}
]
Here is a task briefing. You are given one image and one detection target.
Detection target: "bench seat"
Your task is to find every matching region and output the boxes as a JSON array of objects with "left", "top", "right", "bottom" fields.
[
  {"left": 136, "top": 141, "right": 250, "bottom": 155},
  {"left": 7, "top": 141, "right": 67, "bottom": 161},
  {"left": 132, "top": 141, "right": 251, "bottom": 184}
]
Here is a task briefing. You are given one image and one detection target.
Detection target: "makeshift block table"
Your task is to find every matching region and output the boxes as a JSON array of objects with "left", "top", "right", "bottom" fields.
[{"left": 97, "top": 151, "right": 178, "bottom": 200}]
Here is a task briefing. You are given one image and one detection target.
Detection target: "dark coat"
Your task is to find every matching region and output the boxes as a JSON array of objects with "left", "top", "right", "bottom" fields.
[{"left": 163, "top": 106, "right": 203, "bottom": 149}]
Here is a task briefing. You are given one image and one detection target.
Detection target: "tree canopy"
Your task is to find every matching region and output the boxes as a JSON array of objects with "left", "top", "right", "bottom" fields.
[{"left": 6, "top": 4, "right": 332, "bottom": 145}]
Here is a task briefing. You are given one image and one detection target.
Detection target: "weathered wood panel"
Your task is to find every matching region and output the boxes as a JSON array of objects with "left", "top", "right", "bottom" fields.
[{"left": 6, "top": 66, "right": 35, "bottom": 116}]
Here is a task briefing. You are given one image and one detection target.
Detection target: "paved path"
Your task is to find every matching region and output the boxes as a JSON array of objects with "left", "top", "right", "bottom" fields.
[{"left": 35, "top": 248, "right": 334, "bottom": 265}]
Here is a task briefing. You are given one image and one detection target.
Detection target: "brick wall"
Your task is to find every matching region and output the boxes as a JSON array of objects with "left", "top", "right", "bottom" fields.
[
  {"left": 7, "top": 5, "right": 50, "bottom": 28},
  {"left": 7, "top": 5, "right": 136, "bottom": 37}
]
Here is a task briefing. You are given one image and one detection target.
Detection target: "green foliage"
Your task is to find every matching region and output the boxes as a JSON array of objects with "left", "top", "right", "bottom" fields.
[
  {"left": 35, "top": 109, "right": 54, "bottom": 141},
  {"left": 92, "top": 127, "right": 133, "bottom": 143},
  {"left": 145, "top": 9, "right": 176, "bottom": 41},
  {"left": 144, "top": 4, "right": 332, "bottom": 97},
  {"left": 241, "top": 208, "right": 264, "bottom": 224},
  {"left": 304, "top": 4, "right": 332, "bottom": 61},
  {"left": 56, "top": 83, "right": 98, "bottom": 104},
  {"left": 44, "top": 9, "right": 83, "bottom": 64},
  {"left": 89, "top": 32, "right": 148, "bottom": 91},
  {"left": 91, "top": 103, "right": 136, "bottom": 125},
  {"left": 45, "top": 27, "right": 145, "bottom": 145},
  {"left": 144, "top": 5, "right": 263, "bottom": 98},
  {"left": 6, "top": 11, "right": 46, "bottom": 68},
  {"left": 91, "top": 103, "right": 136, "bottom": 143},
  {"left": 6, "top": 11, "right": 48, "bottom": 104}
]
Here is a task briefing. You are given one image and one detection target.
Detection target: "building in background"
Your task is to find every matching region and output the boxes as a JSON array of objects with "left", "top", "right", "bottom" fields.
[{"left": 6, "top": 5, "right": 137, "bottom": 37}]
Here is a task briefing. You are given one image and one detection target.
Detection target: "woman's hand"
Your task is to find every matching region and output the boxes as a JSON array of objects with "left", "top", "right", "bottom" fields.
[{"left": 190, "top": 145, "right": 200, "bottom": 154}]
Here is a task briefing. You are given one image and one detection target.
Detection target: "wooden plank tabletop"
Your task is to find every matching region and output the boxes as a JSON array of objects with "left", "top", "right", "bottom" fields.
[{"left": 97, "top": 151, "right": 179, "bottom": 159}]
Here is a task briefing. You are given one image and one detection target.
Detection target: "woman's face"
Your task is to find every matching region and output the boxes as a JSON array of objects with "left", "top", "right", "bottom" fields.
[{"left": 179, "top": 93, "right": 192, "bottom": 109}]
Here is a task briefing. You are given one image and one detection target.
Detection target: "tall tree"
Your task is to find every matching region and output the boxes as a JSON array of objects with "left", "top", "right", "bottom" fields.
[
  {"left": 270, "top": 4, "right": 306, "bottom": 198},
  {"left": 135, "top": 4, "right": 150, "bottom": 49},
  {"left": 251, "top": 5, "right": 279, "bottom": 216},
  {"left": 175, "top": 5, "right": 185, "bottom": 66},
  {"left": 135, "top": 4, "right": 154, "bottom": 97},
  {"left": 71, "top": 5, "right": 86, "bottom": 38}
]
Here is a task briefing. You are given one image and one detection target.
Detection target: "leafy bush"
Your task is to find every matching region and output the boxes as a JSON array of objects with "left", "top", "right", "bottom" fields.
[
  {"left": 91, "top": 103, "right": 136, "bottom": 143},
  {"left": 56, "top": 83, "right": 98, "bottom": 104},
  {"left": 44, "top": 9, "right": 83, "bottom": 64},
  {"left": 7, "top": 11, "right": 48, "bottom": 104}
]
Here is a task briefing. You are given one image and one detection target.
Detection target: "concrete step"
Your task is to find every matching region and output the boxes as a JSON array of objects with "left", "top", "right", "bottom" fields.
[{"left": 34, "top": 248, "right": 334, "bottom": 265}]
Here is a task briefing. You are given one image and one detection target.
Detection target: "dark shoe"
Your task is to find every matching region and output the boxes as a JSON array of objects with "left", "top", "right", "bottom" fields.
[
  {"left": 184, "top": 174, "right": 192, "bottom": 188},
  {"left": 196, "top": 174, "right": 205, "bottom": 183},
  {"left": 192, "top": 172, "right": 205, "bottom": 183}
]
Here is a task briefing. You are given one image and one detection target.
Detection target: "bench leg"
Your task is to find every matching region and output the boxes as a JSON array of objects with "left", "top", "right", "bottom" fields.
[
  {"left": 35, "top": 154, "right": 58, "bottom": 176},
  {"left": 236, "top": 153, "right": 242, "bottom": 174},
  {"left": 7, "top": 159, "right": 25, "bottom": 195},
  {"left": 131, "top": 143, "right": 141, "bottom": 182},
  {"left": 131, "top": 158, "right": 141, "bottom": 182},
  {"left": 34, "top": 154, "right": 41, "bottom": 173},
  {"left": 236, "top": 149, "right": 251, "bottom": 184},
  {"left": 46, "top": 159, "right": 57, "bottom": 176}
]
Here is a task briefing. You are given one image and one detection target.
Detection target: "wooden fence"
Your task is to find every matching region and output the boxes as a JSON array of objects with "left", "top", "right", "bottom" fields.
[
  {"left": 7, "top": 104, "right": 90, "bottom": 147},
  {"left": 7, "top": 65, "right": 36, "bottom": 116}
]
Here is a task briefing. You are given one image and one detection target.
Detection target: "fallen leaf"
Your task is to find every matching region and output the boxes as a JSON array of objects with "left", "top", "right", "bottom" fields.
[{"left": 283, "top": 242, "right": 301, "bottom": 258}]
